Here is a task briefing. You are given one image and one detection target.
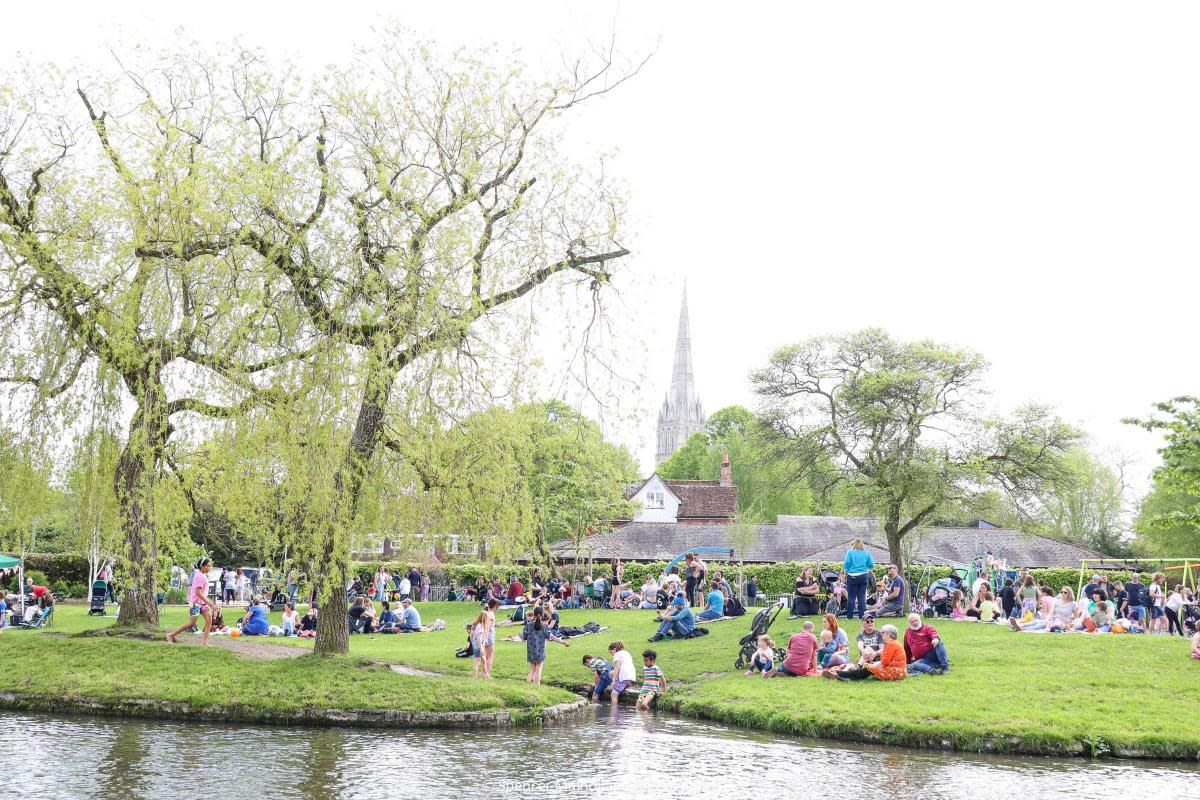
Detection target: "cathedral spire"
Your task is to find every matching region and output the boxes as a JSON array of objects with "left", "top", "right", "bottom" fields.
[{"left": 656, "top": 286, "right": 706, "bottom": 466}]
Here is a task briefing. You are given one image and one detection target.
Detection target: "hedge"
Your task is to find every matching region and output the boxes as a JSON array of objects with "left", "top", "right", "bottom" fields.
[{"left": 2, "top": 552, "right": 92, "bottom": 584}]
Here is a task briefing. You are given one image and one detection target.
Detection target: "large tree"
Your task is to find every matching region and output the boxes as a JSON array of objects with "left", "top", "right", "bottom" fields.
[
  {"left": 752, "top": 329, "right": 1080, "bottom": 569},
  {"left": 1127, "top": 396, "right": 1200, "bottom": 554},
  {"left": 0, "top": 56, "right": 316, "bottom": 624},
  {"left": 138, "top": 37, "right": 638, "bottom": 653}
]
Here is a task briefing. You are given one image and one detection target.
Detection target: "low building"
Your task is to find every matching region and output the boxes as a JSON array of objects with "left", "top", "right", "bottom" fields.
[
  {"left": 551, "top": 515, "right": 1106, "bottom": 569},
  {"left": 620, "top": 455, "right": 738, "bottom": 525}
]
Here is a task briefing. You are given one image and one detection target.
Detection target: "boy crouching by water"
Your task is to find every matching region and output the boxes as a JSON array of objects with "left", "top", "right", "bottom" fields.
[
  {"left": 635, "top": 649, "right": 665, "bottom": 710},
  {"left": 583, "top": 654, "right": 613, "bottom": 702}
]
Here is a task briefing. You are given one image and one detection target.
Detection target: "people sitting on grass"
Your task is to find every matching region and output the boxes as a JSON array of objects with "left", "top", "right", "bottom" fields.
[
  {"left": 768, "top": 620, "right": 818, "bottom": 677},
  {"left": 833, "top": 624, "right": 907, "bottom": 681},
  {"left": 1010, "top": 586, "right": 1057, "bottom": 631},
  {"left": 636, "top": 649, "right": 665, "bottom": 710},
  {"left": 904, "top": 613, "right": 950, "bottom": 675},
  {"left": 792, "top": 565, "right": 820, "bottom": 616},
  {"left": 376, "top": 601, "right": 398, "bottom": 632},
  {"left": 821, "top": 613, "right": 850, "bottom": 668},
  {"left": 651, "top": 594, "right": 696, "bottom": 641},
  {"left": 949, "top": 590, "right": 968, "bottom": 620},
  {"left": 280, "top": 603, "right": 300, "bottom": 637},
  {"left": 396, "top": 598, "right": 422, "bottom": 632},
  {"left": 746, "top": 634, "right": 776, "bottom": 677},
  {"left": 298, "top": 607, "right": 317, "bottom": 638},
  {"left": 873, "top": 564, "right": 906, "bottom": 617},
  {"left": 240, "top": 598, "right": 270, "bottom": 636},
  {"left": 817, "top": 629, "right": 839, "bottom": 669},
  {"left": 584, "top": 653, "right": 613, "bottom": 701},
  {"left": 466, "top": 576, "right": 487, "bottom": 603},
  {"left": 697, "top": 582, "right": 726, "bottom": 621},
  {"left": 609, "top": 641, "right": 636, "bottom": 702},
  {"left": 506, "top": 574, "right": 525, "bottom": 605},
  {"left": 1011, "top": 586, "right": 1076, "bottom": 633},
  {"left": 976, "top": 590, "right": 1001, "bottom": 623},
  {"left": 854, "top": 614, "right": 884, "bottom": 666},
  {"left": 348, "top": 596, "right": 372, "bottom": 634},
  {"left": 639, "top": 575, "right": 660, "bottom": 610}
]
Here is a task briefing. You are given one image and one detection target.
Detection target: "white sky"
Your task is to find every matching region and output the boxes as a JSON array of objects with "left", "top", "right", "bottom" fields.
[{"left": 6, "top": 1, "right": 1197, "bottom": 489}]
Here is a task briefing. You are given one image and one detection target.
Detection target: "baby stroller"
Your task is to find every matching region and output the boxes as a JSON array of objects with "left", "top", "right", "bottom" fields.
[
  {"left": 923, "top": 575, "right": 962, "bottom": 618},
  {"left": 734, "top": 598, "right": 788, "bottom": 670},
  {"left": 88, "top": 580, "right": 108, "bottom": 616},
  {"left": 820, "top": 570, "right": 842, "bottom": 616},
  {"left": 1182, "top": 603, "right": 1200, "bottom": 635}
]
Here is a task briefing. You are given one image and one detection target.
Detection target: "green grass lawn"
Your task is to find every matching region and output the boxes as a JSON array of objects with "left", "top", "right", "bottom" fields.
[{"left": 3, "top": 601, "right": 1198, "bottom": 758}]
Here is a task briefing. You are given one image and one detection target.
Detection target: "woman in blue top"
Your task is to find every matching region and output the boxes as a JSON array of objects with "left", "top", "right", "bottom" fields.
[
  {"left": 843, "top": 538, "right": 875, "bottom": 620},
  {"left": 240, "top": 600, "right": 270, "bottom": 636}
]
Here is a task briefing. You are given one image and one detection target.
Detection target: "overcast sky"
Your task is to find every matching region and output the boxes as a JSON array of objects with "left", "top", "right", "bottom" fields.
[{"left": 7, "top": 2, "right": 1198, "bottom": 487}]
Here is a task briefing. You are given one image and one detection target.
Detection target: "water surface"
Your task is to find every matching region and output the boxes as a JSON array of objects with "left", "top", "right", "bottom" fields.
[{"left": 3, "top": 708, "right": 1195, "bottom": 799}]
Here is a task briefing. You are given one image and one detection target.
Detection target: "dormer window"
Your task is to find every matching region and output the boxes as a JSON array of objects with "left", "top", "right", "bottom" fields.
[{"left": 646, "top": 491, "right": 665, "bottom": 509}]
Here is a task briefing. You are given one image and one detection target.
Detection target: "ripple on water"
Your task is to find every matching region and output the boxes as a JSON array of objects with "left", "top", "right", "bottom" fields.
[{"left": 2, "top": 708, "right": 1196, "bottom": 800}]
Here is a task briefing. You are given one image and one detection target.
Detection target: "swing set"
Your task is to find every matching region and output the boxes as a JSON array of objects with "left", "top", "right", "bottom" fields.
[{"left": 1076, "top": 557, "right": 1199, "bottom": 597}]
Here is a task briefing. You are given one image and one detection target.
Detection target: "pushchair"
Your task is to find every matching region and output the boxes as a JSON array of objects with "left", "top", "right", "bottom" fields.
[
  {"left": 88, "top": 580, "right": 108, "bottom": 616},
  {"left": 820, "top": 570, "right": 842, "bottom": 616},
  {"left": 734, "top": 598, "right": 788, "bottom": 670},
  {"left": 921, "top": 574, "right": 965, "bottom": 618}
]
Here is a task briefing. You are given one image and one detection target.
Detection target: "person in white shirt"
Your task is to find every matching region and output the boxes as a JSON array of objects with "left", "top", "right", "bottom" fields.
[
  {"left": 608, "top": 640, "right": 636, "bottom": 703},
  {"left": 1148, "top": 573, "right": 1167, "bottom": 635},
  {"left": 398, "top": 576, "right": 412, "bottom": 600},
  {"left": 1164, "top": 584, "right": 1186, "bottom": 637},
  {"left": 639, "top": 576, "right": 660, "bottom": 610}
]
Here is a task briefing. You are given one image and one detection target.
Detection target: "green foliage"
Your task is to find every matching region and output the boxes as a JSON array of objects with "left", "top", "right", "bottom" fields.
[
  {"left": 753, "top": 329, "right": 1080, "bottom": 567},
  {"left": 657, "top": 405, "right": 816, "bottom": 521},
  {"left": 1127, "top": 397, "right": 1200, "bottom": 552}
]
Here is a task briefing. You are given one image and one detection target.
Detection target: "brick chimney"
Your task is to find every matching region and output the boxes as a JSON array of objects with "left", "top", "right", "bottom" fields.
[{"left": 719, "top": 454, "right": 733, "bottom": 487}]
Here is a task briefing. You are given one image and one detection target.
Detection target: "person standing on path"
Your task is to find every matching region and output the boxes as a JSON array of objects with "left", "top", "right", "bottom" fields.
[
  {"left": 166, "top": 558, "right": 216, "bottom": 646},
  {"left": 843, "top": 538, "right": 875, "bottom": 620}
]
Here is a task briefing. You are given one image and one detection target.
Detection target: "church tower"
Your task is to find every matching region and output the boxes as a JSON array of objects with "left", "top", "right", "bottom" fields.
[{"left": 656, "top": 287, "right": 706, "bottom": 465}]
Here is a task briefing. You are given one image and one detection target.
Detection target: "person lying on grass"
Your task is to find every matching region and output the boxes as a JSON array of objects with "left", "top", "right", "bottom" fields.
[
  {"left": 636, "top": 649, "right": 665, "bottom": 710},
  {"left": 583, "top": 653, "right": 614, "bottom": 701},
  {"left": 833, "top": 624, "right": 907, "bottom": 681},
  {"left": 650, "top": 594, "right": 696, "bottom": 641},
  {"left": 904, "top": 613, "right": 950, "bottom": 675},
  {"left": 767, "top": 620, "right": 818, "bottom": 677},
  {"left": 696, "top": 582, "right": 726, "bottom": 622}
]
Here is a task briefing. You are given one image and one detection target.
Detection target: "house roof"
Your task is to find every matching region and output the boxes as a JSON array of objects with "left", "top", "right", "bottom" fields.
[
  {"left": 623, "top": 473, "right": 738, "bottom": 521},
  {"left": 550, "top": 515, "right": 1106, "bottom": 569}
]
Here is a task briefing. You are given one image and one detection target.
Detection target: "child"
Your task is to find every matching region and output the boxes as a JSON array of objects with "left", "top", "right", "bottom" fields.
[
  {"left": 636, "top": 649, "right": 665, "bottom": 710},
  {"left": 949, "top": 590, "right": 967, "bottom": 620},
  {"left": 470, "top": 610, "right": 489, "bottom": 678},
  {"left": 523, "top": 606, "right": 569, "bottom": 685},
  {"left": 0, "top": 596, "right": 6, "bottom": 634},
  {"left": 583, "top": 654, "right": 613, "bottom": 702},
  {"left": 816, "top": 629, "right": 839, "bottom": 668},
  {"left": 609, "top": 641, "right": 636, "bottom": 703},
  {"left": 746, "top": 634, "right": 775, "bottom": 677},
  {"left": 280, "top": 603, "right": 300, "bottom": 637},
  {"left": 977, "top": 591, "right": 1000, "bottom": 622}
]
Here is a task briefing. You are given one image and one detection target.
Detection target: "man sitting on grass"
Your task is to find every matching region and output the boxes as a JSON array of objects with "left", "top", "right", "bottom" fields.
[
  {"left": 650, "top": 594, "right": 696, "bottom": 641},
  {"left": 696, "top": 582, "right": 726, "bottom": 621},
  {"left": 904, "top": 613, "right": 950, "bottom": 675},
  {"left": 396, "top": 598, "right": 422, "bottom": 632}
]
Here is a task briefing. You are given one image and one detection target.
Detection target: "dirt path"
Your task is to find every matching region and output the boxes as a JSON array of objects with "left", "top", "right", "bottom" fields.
[{"left": 167, "top": 634, "right": 310, "bottom": 660}]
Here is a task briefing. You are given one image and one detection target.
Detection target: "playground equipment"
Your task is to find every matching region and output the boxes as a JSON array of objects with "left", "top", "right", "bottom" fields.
[{"left": 1076, "top": 558, "right": 1198, "bottom": 598}]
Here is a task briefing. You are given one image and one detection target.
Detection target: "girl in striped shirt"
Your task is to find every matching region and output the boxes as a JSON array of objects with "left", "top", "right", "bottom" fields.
[{"left": 636, "top": 649, "right": 666, "bottom": 709}]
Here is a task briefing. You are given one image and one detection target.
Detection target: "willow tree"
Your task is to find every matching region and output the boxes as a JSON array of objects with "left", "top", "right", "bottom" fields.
[{"left": 0, "top": 56, "right": 314, "bottom": 625}]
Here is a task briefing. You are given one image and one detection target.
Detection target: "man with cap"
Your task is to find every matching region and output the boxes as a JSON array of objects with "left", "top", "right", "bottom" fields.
[
  {"left": 855, "top": 613, "right": 886, "bottom": 665},
  {"left": 650, "top": 594, "right": 696, "bottom": 641}
]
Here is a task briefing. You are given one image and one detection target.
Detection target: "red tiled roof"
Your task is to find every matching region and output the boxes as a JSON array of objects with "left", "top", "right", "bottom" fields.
[{"left": 666, "top": 480, "right": 738, "bottom": 520}]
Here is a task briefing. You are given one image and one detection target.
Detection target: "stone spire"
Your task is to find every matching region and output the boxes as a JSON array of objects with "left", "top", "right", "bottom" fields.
[{"left": 656, "top": 286, "right": 706, "bottom": 465}]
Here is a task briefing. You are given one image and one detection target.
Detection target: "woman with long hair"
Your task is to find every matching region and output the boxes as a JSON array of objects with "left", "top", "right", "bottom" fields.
[
  {"left": 166, "top": 558, "right": 215, "bottom": 646},
  {"left": 822, "top": 613, "right": 849, "bottom": 668},
  {"left": 842, "top": 538, "right": 875, "bottom": 620}
]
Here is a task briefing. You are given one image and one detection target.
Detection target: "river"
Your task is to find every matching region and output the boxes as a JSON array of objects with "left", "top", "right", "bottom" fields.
[{"left": 3, "top": 708, "right": 1196, "bottom": 799}]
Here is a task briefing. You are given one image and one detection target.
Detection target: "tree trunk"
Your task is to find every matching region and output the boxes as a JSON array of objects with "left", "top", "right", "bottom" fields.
[
  {"left": 884, "top": 507, "right": 904, "bottom": 574},
  {"left": 313, "top": 367, "right": 395, "bottom": 655},
  {"left": 114, "top": 387, "right": 168, "bottom": 629}
]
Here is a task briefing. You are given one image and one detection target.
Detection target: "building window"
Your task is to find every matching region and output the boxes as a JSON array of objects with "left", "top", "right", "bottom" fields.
[{"left": 646, "top": 491, "right": 665, "bottom": 509}]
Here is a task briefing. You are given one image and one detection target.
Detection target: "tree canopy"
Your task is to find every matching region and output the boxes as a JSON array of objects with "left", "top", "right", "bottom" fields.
[{"left": 752, "top": 328, "right": 1080, "bottom": 568}]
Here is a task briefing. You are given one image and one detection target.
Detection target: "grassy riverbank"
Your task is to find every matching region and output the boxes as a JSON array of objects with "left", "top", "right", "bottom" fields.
[{"left": 3, "top": 602, "right": 1197, "bottom": 758}]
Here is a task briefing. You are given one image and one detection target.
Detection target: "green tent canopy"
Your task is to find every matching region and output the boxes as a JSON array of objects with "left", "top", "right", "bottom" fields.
[{"left": 0, "top": 555, "right": 22, "bottom": 569}]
